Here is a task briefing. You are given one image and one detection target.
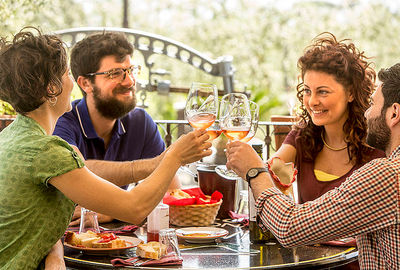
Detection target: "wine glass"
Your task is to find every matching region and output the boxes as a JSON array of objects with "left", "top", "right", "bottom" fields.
[
  {"left": 215, "top": 93, "right": 251, "bottom": 180},
  {"left": 180, "top": 82, "right": 218, "bottom": 174},
  {"left": 241, "top": 101, "right": 260, "bottom": 143},
  {"left": 185, "top": 82, "right": 218, "bottom": 130}
]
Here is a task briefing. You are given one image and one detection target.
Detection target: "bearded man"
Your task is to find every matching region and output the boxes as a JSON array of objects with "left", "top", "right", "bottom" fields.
[{"left": 54, "top": 32, "right": 181, "bottom": 224}]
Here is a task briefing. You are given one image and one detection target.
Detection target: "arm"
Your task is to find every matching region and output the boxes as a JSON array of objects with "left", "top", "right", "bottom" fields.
[
  {"left": 83, "top": 154, "right": 164, "bottom": 186},
  {"left": 44, "top": 240, "right": 65, "bottom": 270},
  {"left": 229, "top": 145, "right": 398, "bottom": 248},
  {"left": 50, "top": 129, "right": 211, "bottom": 225}
]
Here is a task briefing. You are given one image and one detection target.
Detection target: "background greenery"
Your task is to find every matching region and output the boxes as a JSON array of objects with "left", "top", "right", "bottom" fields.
[{"left": 1, "top": 0, "right": 400, "bottom": 121}]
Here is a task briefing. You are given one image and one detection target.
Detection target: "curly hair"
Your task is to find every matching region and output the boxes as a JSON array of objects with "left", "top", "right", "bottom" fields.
[
  {"left": 70, "top": 32, "right": 133, "bottom": 96},
  {"left": 295, "top": 32, "right": 376, "bottom": 164},
  {"left": 0, "top": 27, "right": 67, "bottom": 114}
]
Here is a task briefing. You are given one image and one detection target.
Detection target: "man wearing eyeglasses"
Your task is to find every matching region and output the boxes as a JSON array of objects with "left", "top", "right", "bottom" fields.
[{"left": 53, "top": 32, "right": 181, "bottom": 225}]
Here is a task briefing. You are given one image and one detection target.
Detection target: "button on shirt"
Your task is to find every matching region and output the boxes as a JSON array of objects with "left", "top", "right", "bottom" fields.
[
  {"left": 53, "top": 98, "right": 165, "bottom": 168},
  {"left": 256, "top": 146, "right": 400, "bottom": 270}
]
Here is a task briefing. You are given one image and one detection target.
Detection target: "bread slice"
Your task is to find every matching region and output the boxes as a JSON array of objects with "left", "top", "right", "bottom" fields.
[
  {"left": 81, "top": 237, "right": 99, "bottom": 248},
  {"left": 136, "top": 241, "right": 167, "bottom": 259},
  {"left": 65, "top": 231, "right": 82, "bottom": 246}
]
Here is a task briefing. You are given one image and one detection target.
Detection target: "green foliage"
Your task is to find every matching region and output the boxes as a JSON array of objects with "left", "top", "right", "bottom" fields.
[
  {"left": 0, "top": 101, "right": 16, "bottom": 116},
  {"left": 2, "top": 0, "right": 400, "bottom": 122}
]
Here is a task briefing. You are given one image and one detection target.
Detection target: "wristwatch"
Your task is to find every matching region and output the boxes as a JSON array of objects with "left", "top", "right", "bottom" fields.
[{"left": 246, "top": 167, "right": 267, "bottom": 187}]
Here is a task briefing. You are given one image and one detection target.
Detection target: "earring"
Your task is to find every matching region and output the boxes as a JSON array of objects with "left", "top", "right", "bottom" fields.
[{"left": 48, "top": 96, "right": 57, "bottom": 106}]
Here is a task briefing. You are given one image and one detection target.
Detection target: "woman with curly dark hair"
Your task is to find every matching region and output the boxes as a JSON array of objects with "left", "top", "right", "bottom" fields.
[{"left": 272, "top": 32, "right": 385, "bottom": 204}]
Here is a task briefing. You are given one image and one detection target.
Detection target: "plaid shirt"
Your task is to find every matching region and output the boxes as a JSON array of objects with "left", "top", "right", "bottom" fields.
[{"left": 256, "top": 146, "right": 400, "bottom": 270}]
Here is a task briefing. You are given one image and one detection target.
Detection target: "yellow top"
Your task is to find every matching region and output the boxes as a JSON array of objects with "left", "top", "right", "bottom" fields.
[{"left": 314, "top": 169, "right": 339, "bottom": 182}]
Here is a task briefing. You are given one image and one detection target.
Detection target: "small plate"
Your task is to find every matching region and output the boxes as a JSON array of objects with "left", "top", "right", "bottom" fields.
[
  {"left": 176, "top": 227, "right": 229, "bottom": 243},
  {"left": 64, "top": 236, "right": 142, "bottom": 255}
]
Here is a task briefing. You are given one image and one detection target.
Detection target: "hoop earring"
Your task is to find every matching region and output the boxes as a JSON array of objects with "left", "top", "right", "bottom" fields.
[{"left": 48, "top": 97, "right": 58, "bottom": 106}]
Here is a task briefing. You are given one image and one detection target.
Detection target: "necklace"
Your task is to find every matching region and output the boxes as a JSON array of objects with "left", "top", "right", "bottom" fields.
[{"left": 321, "top": 132, "right": 348, "bottom": 151}]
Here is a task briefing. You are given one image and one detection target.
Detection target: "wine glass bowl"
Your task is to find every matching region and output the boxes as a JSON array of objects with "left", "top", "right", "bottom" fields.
[
  {"left": 241, "top": 101, "right": 260, "bottom": 143},
  {"left": 185, "top": 82, "right": 218, "bottom": 130},
  {"left": 219, "top": 93, "right": 251, "bottom": 141},
  {"left": 215, "top": 93, "right": 252, "bottom": 180}
]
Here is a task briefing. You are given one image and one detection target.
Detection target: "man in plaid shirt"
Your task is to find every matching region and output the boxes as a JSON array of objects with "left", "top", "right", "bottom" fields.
[{"left": 226, "top": 63, "right": 400, "bottom": 269}]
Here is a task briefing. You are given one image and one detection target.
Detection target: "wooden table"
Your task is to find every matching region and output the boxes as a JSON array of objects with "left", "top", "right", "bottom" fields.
[{"left": 65, "top": 220, "right": 357, "bottom": 269}]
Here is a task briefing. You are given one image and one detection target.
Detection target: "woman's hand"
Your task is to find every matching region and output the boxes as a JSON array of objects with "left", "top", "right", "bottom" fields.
[
  {"left": 167, "top": 129, "right": 212, "bottom": 166},
  {"left": 44, "top": 240, "right": 65, "bottom": 270},
  {"left": 226, "top": 141, "right": 265, "bottom": 179}
]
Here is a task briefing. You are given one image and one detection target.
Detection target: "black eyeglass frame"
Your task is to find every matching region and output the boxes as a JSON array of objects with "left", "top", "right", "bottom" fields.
[{"left": 85, "top": 65, "right": 141, "bottom": 81}]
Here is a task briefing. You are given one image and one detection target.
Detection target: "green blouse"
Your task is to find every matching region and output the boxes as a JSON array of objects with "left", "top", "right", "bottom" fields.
[{"left": 0, "top": 114, "right": 85, "bottom": 269}]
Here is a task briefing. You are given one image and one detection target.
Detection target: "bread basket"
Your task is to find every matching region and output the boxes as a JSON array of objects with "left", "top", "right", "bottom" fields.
[{"left": 169, "top": 196, "right": 222, "bottom": 226}]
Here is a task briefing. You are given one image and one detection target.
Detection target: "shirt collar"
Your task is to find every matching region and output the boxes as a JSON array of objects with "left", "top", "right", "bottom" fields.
[
  {"left": 75, "top": 98, "right": 126, "bottom": 139},
  {"left": 389, "top": 145, "right": 400, "bottom": 159}
]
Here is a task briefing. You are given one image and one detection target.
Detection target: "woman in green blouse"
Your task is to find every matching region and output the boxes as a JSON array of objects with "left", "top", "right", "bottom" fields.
[{"left": 0, "top": 27, "right": 211, "bottom": 269}]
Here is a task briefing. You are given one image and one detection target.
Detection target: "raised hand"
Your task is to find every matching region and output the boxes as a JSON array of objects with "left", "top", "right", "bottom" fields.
[
  {"left": 167, "top": 129, "right": 212, "bottom": 166},
  {"left": 225, "top": 141, "right": 264, "bottom": 179}
]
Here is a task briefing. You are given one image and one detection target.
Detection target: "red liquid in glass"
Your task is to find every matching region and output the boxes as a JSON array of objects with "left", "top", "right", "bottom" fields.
[{"left": 147, "top": 231, "right": 159, "bottom": 242}]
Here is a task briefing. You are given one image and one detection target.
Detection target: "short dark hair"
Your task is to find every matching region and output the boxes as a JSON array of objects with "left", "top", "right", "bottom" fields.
[
  {"left": 378, "top": 63, "right": 400, "bottom": 112},
  {"left": 0, "top": 27, "right": 67, "bottom": 114},
  {"left": 70, "top": 32, "right": 133, "bottom": 96}
]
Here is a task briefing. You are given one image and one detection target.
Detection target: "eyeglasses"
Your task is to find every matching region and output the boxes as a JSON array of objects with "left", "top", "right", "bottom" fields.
[{"left": 85, "top": 65, "right": 141, "bottom": 83}]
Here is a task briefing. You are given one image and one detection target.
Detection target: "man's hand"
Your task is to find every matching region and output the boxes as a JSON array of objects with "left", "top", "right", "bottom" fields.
[
  {"left": 44, "top": 240, "right": 65, "bottom": 270},
  {"left": 69, "top": 205, "right": 114, "bottom": 226},
  {"left": 225, "top": 141, "right": 265, "bottom": 179}
]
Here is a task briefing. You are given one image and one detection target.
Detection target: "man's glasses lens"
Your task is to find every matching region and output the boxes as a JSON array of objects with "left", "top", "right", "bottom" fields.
[{"left": 109, "top": 66, "right": 141, "bottom": 83}]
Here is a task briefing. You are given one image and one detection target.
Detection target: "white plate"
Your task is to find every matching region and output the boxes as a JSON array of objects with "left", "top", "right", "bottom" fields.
[{"left": 176, "top": 227, "right": 229, "bottom": 243}]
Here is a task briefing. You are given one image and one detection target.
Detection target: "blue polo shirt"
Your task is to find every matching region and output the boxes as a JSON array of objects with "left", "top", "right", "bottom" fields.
[{"left": 53, "top": 98, "right": 165, "bottom": 164}]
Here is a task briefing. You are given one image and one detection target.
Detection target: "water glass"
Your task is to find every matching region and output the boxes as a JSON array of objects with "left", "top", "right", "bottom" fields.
[
  {"left": 237, "top": 190, "right": 249, "bottom": 216},
  {"left": 159, "top": 228, "right": 181, "bottom": 258},
  {"left": 79, "top": 207, "right": 100, "bottom": 234}
]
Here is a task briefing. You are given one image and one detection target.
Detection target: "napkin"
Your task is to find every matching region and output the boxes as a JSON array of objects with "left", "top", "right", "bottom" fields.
[
  {"left": 228, "top": 211, "right": 249, "bottom": 227},
  {"left": 111, "top": 254, "right": 183, "bottom": 267},
  {"left": 163, "top": 187, "right": 223, "bottom": 206},
  {"left": 65, "top": 225, "right": 138, "bottom": 235},
  {"left": 320, "top": 237, "right": 357, "bottom": 247}
]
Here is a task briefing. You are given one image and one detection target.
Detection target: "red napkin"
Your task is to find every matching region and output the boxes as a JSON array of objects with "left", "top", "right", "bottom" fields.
[
  {"left": 111, "top": 254, "right": 183, "bottom": 267},
  {"left": 163, "top": 188, "right": 223, "bottom": 206},
  {"left": 65, "top": 225, "right": 138, "bottom": 235}
]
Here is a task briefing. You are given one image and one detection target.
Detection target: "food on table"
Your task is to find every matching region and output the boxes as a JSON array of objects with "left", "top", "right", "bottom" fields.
[
  {"left": 136, "top": 241, "right": 167, "bottom": 259},
  {"left": 183, "top": 233, "right": 211, "bottom": 237},
  {"left": 64, "top": 231, "right": 127, "bottom": 248},
  {"left": 169, "top": 189, "right": 193, "bottom": 199}
]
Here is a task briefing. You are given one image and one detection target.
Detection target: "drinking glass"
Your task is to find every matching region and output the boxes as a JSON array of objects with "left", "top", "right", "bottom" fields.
[
  {"left": 79, "top": 207, "right": 100, "bottom": 234},
  {"left": 182, "top": 82, "right": 219, "bottom": 171},
  {"left": 215, "top": 93, "right": 251, "bottom": 179},
  {"left": 241, "top": 101, "right": 260, "bottom": 143},
  {"left": 185, "top": 82, "right": 218, "bottom": 130},
  {"left": 159, "top": 228, "right": 181, "bottom": 258}
]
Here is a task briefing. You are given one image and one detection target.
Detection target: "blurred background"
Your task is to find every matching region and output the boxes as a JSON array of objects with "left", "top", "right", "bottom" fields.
[{"left": 1, "top": 0, "right": 400, "bottom": 121}]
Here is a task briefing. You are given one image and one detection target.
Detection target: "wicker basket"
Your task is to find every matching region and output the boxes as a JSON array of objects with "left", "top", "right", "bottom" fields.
[{"left": 169, "top": 196, "right": 222, "bottom": 227}]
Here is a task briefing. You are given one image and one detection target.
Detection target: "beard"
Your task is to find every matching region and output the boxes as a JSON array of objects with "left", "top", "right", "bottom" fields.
[
  {"left": 92, "top": 85, "right": 136, "bottom": 119},
  {"left": 366, "top": 112, "right": 391, "bottom": 152}
]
